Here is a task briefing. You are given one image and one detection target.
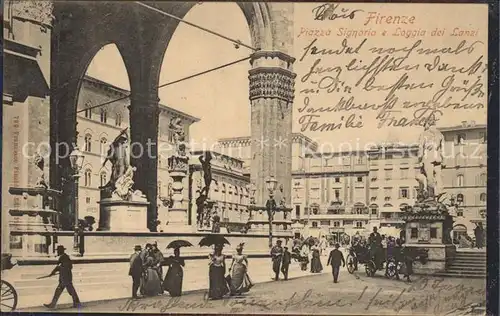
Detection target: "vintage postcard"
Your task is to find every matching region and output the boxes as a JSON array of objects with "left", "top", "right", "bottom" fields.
[{"left": 1, "top": 1, "right": 493, "bottom": 315}]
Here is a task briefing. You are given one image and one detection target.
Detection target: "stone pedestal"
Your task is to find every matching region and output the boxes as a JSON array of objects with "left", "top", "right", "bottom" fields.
[
  {"left": 8, "top": 187, "right": 60, "bottom": 257},
  {"left": 98, "top": 198, "right": 149, "bottom": 232},
  {"left": 401, "top": 200, "right": 455, "bottom": 274}
]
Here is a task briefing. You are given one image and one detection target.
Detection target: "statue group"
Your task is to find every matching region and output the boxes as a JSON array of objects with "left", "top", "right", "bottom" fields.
[
  {"left": 100, "top": 128, "right": 144, "bottom": 201},
  {"left": 168, "top": 118, "right": 189, "bottom": 171}
]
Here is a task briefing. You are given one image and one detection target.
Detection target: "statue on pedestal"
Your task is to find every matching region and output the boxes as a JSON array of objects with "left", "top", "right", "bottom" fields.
[
  {"left": 101, "top": 128, "right": 130, "bottom": 197},
  {"left": 168, "top": 118, "right": 189, "bottom": 171},
  {"left": 100, "top": 129, "right": 145, "bottom": 201},
  {"left": 199, "top": 152, "right": 218, "bottom": 197},
  {"left": 195, "top": 191, "right": 208, "bottom": 228},
  {"left": 416, "top": 117, "right": 445, "bottom": 202}
]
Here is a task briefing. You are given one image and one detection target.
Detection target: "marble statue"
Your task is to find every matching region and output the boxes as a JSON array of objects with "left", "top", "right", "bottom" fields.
[
  {"left": 170, "top": 117, "right": 185, "bottom": 143},
  {"left": 168, "top": 118, "right": 189, "bottom": 170},
  {"left": 102, "top": 128, "right": 130, "bottom": 191},
  {"left": 416, "top": 117, "right": 445, "bottom": 201},
  {"left": 113, "top": 165, "right": 136, "bottom": 200},
  {"left": 33, "top": 154, "right": 48, "bottom": 188}
]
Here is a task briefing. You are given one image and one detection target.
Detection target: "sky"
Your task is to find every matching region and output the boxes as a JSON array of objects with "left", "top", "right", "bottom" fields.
[
  {"left": 86, "top": 3, "right": 488, "bottom": 151},
  {"left": 86, "top": 3, "right": 252, "bottom": 148}
]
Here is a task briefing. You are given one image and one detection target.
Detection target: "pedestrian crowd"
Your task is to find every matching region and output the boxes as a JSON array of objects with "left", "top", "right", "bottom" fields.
[{"left": 41, "top": 229, "right": 423, "bottom": 310}]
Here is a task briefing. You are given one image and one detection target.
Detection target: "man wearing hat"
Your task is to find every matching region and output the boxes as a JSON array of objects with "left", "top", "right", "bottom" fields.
[
  {"left": 281, "top": 246, "right": 292, "bottom": 281},
  {"left": 44, "top": 245, "right": 81, "bottom": 309},
  {"left": 129, "top": 245, "right": 143, "bottom": 298},
  {"left": 270, "top": 240, "right": 284, "bottom": 281},
  {"left": 327, "top": 243, "right": 346, "bottom": 283}
]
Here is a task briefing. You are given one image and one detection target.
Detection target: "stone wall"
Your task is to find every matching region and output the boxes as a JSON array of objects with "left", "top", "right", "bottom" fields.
[{"left": 49, "top": 231, "right": 294, "bottom": 258}]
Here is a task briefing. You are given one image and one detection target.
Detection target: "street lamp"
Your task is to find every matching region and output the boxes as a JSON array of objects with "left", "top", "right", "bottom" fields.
[
  {"left": 69, "top": 145, "right": 85, "bottom": 257},
  {"left": 249, "top": 183, "right": 257, "bottom": 220},
  {"left": 265, "top": 176, "right": 278, "bottom": 248}
]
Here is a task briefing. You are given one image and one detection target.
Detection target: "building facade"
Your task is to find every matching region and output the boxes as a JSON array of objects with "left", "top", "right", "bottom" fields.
[
  {"left": 2, "top": 1, "right": 53, "bottom": 251},
  {"left": 439, "top": 121, "right": 487, "bottom": 237},
  {"left": 189, "top": 151, "right": 250, "bottom": 232},
  {"left": 76, "top": 76, "right": 199, "bottom": 229},
  {"left": 219, "top": 122, "right": 487, "bottom": 241}
]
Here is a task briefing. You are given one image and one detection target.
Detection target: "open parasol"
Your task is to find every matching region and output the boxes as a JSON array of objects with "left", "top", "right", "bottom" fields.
[
  {"left": 198, "top": 234, "right": 230, "bottom": 247},
  {"left": 166, "top": 240, "right": 193, "bottom": 249}
]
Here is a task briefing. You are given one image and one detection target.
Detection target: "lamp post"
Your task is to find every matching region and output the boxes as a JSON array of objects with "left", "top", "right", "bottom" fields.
[
  {"left": 249, "top": 183, "right": 257, "bottom": 220},
  {"left": 265, "top": 176, "right": 278, "bottom": 248},
  {"left": 69, "top": 145, "right": 85, "bottom": 257}
]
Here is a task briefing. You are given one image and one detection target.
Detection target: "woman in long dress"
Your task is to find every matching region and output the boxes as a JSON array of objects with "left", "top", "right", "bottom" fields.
[
  {"left": 229, "top": 243, "right": 253, "bottom": 295},
  {"left": 310, "top": 245, "right": 323, "bottom": 273},
  {"left": 142, "top": 253, "right": 163, "bottom": 296},
  {"left": 299, "top": 243, "right": 310, "bottom": 271},
  {"left": 208, "top": 244, "right": 228, "bottom": 300},
  {"left": 163, "top": 247, "right": 185, "bottom": 297}
]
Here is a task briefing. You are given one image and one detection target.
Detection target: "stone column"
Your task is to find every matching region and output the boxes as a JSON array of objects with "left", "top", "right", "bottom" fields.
[
  {"left": 129, "top": 92, "right": 160, "bottom": 232},
  {"left": 249, "top": 51, "right": 295, "bottom": 227}
]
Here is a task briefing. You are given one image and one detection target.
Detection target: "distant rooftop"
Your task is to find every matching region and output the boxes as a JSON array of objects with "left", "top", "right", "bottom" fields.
[
  {"left": 218, "top": 133, "right": 319, "bottom": 151},
  {"left": 438, "top": 120, "right": 486, "bottom": 132},
  {"left": 83, "top": 75, "right": 200, "bottom": 123}
]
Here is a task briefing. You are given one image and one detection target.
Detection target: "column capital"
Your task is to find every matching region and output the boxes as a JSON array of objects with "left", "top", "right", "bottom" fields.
[
  {"left": 248, "top": 67, "right": 296, "bottom": 103},
  {"left": 249, "top": 51, "right": 296, "bottom": 68}
]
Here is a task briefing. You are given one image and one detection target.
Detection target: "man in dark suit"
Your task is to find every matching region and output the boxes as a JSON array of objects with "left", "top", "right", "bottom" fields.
[
  {"left": 44, "top": 245, "right": 81, "bottom": 309},
  {"left": 270, "top": 240, "right": 283, "bottom": 281},
  {"left": 369, "top": 227, "right": 383, "bottom": 269},
  {"left": 129, "top": 245, "right": 143, "bottom": 298},
  {"left": 281, "top": 246, "right": 292, "bottom": 281},
  {"left": 327, "top": 243, "right": 345, "bottom": 283}
]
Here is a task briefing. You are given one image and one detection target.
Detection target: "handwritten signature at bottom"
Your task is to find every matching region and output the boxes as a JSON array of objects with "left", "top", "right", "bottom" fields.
[{"left": 118, "top": 277, "right": 485, "bottom": 315}]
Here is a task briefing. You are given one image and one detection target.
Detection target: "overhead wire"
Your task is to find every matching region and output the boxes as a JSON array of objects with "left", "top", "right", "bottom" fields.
[
  {"left": 68, "top": 1, "right": 258, "bottom": 116},
  {"left": 74, "top": 56, "right": 252, "bottom": 115},
  {"left": 134, "top": 2, "right": 259, "bottom": 52}
]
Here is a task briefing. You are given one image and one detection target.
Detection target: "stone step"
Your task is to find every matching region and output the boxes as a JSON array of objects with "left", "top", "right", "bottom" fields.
[
  {"left": 449, "top": 262, "right": 487, "bottom": 268},
  {"left": 447, "top": 268, "right": 486, "bottom": 275},
  {"left": 455, "top": 254, "right": 487, "bottom": 258},
  {"left": 453, "top": 259, "right": 487, "bottom": 264},
  {"left": 432, "top": 272, "right": 485, "bottom": 279}
]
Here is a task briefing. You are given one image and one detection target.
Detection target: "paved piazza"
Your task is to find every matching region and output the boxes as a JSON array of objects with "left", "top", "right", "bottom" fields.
[{"left": 21, "top": 271, "right": 485, "bottom": 315}]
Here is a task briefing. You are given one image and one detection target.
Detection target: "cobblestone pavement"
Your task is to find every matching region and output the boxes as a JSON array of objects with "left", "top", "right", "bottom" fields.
[{"left": 20, "top": 267, "right": 486, "bottom": 315}]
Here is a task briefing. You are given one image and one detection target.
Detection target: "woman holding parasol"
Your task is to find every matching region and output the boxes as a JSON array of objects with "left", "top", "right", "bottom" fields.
[
  {"left": 163, "top": 240, "right": 192, "bottom": 297},
  {"left": 229, "top": 243, "right": 253, "bottom": 295},
  {"left": 199, "top": 235, "right": 230, "bottom": 300}
]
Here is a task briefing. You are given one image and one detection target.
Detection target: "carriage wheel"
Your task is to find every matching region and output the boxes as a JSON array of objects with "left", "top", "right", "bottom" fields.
[
  {"left": 386, "top": 260, "right": 397, "bottom": 278},
  {"left": 365, "top": 261, "right": 376, "bottom": 277},
  {"left": 346, "top": 255, "right": 356, "bottom": 274},
  {"left": 1, "top": 280, "right": 18, "bottom": 312}
]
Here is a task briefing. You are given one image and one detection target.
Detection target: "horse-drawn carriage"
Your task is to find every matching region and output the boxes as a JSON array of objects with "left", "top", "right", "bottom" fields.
[
  {"left": 1, "top": 253, "right": 18, "bottom": 311},
  {"left": 346, "top": 244, "right": 429, "bottom": 278}
]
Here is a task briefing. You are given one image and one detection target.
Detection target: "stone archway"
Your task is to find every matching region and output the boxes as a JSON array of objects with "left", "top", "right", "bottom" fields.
[{"left": 51, "top": 2, "right": 295, "bottom": 232}]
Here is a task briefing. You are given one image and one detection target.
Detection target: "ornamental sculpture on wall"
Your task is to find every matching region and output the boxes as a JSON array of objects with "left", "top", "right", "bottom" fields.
[{"left": 10, "top": 1, "right": 54, "bottom": 25}]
